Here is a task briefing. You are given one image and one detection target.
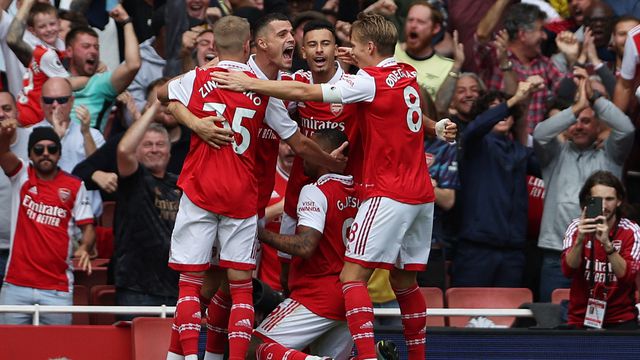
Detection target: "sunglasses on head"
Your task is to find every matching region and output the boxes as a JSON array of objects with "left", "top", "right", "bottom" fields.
[
  {"left": 32, "top": 143, "right": 59, "bottom": 156},
  {"left": 42, "top": 96, "right": 71, "bottom": 105}
]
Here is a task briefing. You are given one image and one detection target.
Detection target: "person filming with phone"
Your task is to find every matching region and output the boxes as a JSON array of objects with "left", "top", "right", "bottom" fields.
[{"left": 561, "top": 170, "right": 640, "bottom": 330}]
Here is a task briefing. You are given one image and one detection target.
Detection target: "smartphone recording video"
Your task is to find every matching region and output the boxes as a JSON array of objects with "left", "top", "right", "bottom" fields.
[{"left": 585, "top": 196, "right": 603, "bottom": 220}]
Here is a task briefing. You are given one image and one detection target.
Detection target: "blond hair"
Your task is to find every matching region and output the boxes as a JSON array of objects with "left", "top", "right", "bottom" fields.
[
  {"left": 213, "top": 16, "right": 250, "bottom": 55},
  {"left": 351, "top": 13, "right": 397, "bottom": 57}
]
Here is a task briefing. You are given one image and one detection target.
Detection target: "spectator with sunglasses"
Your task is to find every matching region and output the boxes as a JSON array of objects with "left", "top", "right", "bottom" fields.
[
  {"left": 33, "top": 77, "right": 105, "bottom": 232},
  {"left": 0, "top": 125, "right": 95, "bottom": 325}
]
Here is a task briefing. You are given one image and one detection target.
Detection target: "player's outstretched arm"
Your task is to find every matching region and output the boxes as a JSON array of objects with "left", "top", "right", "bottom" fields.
[
  {"left": 258, "top": 226, "right": 322, "bottom": 260},
  {"left": 212, "top": 71, "right": 324, "bottom": 102},
  {"left": 0, "top": 119, "right": 20, "bottom": 175},
  {"left": 284, "top": 130, "right": 347, "bottom": 174}
]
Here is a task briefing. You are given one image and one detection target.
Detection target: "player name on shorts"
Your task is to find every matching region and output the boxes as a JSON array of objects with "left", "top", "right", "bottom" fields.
[
  {"left": 337, "top": 195, "right": 359, "bottom": 211},
  {"left": 300, "top": 117, "right": 346, "bottom": 136},
  {"left": 385, "top": 68, "right": 417, "bottom": 88},
  {"left": 22, "top": 194, "right": 67, "bottom": 226},
  {"left": 198, "top": 79, "right": 262, "bottom": 106}
]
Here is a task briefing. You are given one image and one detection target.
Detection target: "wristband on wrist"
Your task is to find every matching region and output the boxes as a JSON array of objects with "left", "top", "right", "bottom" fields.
[{"left": 118, "top": 18, "right": 132, "bottom": 26}]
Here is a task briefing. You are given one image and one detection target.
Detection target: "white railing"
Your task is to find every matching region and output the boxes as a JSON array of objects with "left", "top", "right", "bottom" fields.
[{"left": 0, "top": 305, "right": 533, "bottom": 326}]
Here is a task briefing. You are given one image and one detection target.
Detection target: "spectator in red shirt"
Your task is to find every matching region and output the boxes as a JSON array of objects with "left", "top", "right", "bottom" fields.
[{"left": 562, "top": 170, "right": 640, "bottom": 329}]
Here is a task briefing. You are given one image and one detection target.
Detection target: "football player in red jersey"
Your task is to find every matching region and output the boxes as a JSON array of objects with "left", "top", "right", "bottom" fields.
[{"left": 213, "top": 13, "right": 456, "bottom": 360}]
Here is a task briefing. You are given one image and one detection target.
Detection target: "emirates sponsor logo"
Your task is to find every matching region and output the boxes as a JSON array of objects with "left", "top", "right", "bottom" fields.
[
  {"left": 58, "top": 188, "right": 71, "bottom": 203},
  {"left": 330, "top": 103, "right": 343, "bottom": 116},
  {"left": 22, "top": 194, "right": 67, "bottom": 227}
]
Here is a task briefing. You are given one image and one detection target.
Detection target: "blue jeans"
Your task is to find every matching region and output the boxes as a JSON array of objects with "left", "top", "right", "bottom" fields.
[
  {"left": 0, "top": 282, "right": 72, "bottom": 325},
  {"left": 115, "top": 287, "right": 177, "bottom": 321},
  {"left": 539, "top": 250, "right": 572, "bottom": 302}
]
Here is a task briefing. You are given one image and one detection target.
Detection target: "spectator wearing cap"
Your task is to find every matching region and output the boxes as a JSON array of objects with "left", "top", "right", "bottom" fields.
[
  {"left": 0, "top": 125, "right": 95, "bottom": 325},
  {"left": 126, "top": 5, "right": 168, "bottom": 118}
]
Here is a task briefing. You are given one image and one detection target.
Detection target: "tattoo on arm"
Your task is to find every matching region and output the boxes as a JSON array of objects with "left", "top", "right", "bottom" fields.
[
  {"left": 259, "top": 226, "right": 322, "bottom": 258},
  {"left": 7, "top": 14, "right": 33, "bottom": 67}
]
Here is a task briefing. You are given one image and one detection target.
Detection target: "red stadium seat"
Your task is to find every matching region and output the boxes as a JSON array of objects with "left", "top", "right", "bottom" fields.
[
  {"left": 551, "top": 288, "right": 570, "bottom": 304},
  {"left": 99, "top": 201, "right": 116, "bottom": 228},
  {"left": 72, "top": 284, "right": 90, "bottom": 325},
  {"left": 445, "top": 287, "right": 533, "bottom": 327},
  {"left": 131, "top": 317, "right": 173, "bottom": 360},
  {"left": 73, "top": 265, "right": 108, "bottom": 289},
  {"left": 419, "top": 287, "right": 445, "bottom": 326},
  {"left": 90, "top": 284, "right": 117, "bottom": 325}
]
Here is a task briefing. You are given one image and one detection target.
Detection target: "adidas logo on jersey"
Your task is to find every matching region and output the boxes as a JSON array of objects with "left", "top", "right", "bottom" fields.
[
  {"left": 419, "top": 326, "right": 427, "bottom": 334},
  {"left": 360, "top": 321, "right": 374, "bottom": 330},
  {"left": 28, "top": 186, "right": 38, "bottom": 194},
  {"left": 235, "top": 319, "right": 253, "bottom": 329},
  {"left": 192, "top": 311, "right": 202, "bottom": 319}
]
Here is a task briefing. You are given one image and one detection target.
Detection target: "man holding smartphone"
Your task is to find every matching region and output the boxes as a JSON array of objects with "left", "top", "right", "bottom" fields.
[{"left": 561, "top": 170, "right": 640, "bottom": 329}]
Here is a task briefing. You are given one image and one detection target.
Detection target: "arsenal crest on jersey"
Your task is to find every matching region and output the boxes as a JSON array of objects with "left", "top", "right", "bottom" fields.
[
  {"left": 58, "top": 188, "right": 71, "bottom": 203},
  {"left": 330, "top": 103, "right": 343, "bottom": 116},
  {"left": 424, "top": 152, "right": 435, "bottom": 167}
]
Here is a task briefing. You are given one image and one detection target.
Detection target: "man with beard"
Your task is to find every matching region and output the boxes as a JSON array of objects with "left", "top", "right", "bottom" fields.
[
  {"left": 66, "top": 4, "right": 141, "bottom": 132},
  {"left": 0, "top": 125, "right": 94, "bottom": 325},
  {"left": 475, "top": 2, "right": 566, "bottom": 134},
  {"left": 394, "top": 1, "right": 453, "bottom": 98},
  {"left": 562, "top": 170, "right": 640, "bottom": 329},
  {"left": 534, "top": 70, "right": 635, "bottom": 302}
]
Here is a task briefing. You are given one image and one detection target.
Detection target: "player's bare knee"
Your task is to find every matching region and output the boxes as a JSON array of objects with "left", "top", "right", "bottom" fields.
[
  {"left": 227, "top": 268, "right": 253, "bottom": 282},
  {"left": 389, "top": 268, "right": 418, "bottom": 290},
  {"left": 339, "top": 262, "right": 373, "bottom": 283}
]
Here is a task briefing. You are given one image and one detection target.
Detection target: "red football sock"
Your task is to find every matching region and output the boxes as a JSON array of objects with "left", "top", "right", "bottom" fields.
[
  {"left": 256, "top": 342, "right": 308, "bottom": 360},
  {"left": 206, "top": 289, "right": 232, "bottom": 355},
  {"left": 168, "top": 324, "right": 183, "bottom": 356},
  {"left": 174, "top": 273, "right": 205, "bottom": 357},
  {"left": 342, "top": 281, "right": 376, "bottom": 359},
  {"left": 227, "top": 279, "right": 254, "bottom": 360},
  {"left": 393, "top": 284, "right": 426, "bottom": 360}
]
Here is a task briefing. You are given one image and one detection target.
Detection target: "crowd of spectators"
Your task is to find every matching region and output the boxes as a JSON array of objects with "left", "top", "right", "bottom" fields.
[{"left": 0, "top": 0, "right": 639, "bottom": 330}]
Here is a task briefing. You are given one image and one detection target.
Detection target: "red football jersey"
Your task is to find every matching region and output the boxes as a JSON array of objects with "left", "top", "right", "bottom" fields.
[
  {"left": 288, "top": 174, "right": 358, "bottom": 320},
  {"left": 168, "top": 61, "right": 297, "bottom": 218},
  {"left": 6, "top": 160, "right": 94, "bottom": 292},
  {"left": 17, "top": 45, "right": 69, "bottom": 126},
  {"left": 248, "top": 56, "right": 296, "bottom": 217},
  {"left": 257, "top": 165, "right": 289, "bottom": 292},
  {"left": 283, "top": 67, "right": 362, "bottom": 220},
  {"left": 321, "top": 58, "right": 434, "bottom": 204},
  {"left": 561, "top": 218, "right": 640, "bottom": 326}
]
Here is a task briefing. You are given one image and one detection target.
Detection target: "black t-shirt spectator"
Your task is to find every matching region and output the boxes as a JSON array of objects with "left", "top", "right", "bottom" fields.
[{"left": 112, "top": 166, "right": 181, "bottom": 298}]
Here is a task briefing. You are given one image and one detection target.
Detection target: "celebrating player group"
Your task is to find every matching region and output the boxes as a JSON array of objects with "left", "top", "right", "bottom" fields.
[{"left": 157, "top": 11, "right": 457, "bottom": 360}]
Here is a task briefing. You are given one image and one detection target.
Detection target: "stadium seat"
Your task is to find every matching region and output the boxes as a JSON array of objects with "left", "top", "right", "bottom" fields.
[
  {"left": 419, "top": 287, "right": 445, "bottom": 326},
  {"left": 74, "top": 265, "right": 108, "bottom": 289},
  {"left": 72, "top": 284, "right": 90, "bottom": 325},
  {"left": 445, "top": 287, "right": 533, "bottom": 327},
  {"left": 131, "top": 317, "right": 173, "bottom": 360},
  {"left": 90, "top": 284, "right": 117, "bottom": 325},
  {"left": 551, "top": 288, "right": 570, "bottom": 304}
]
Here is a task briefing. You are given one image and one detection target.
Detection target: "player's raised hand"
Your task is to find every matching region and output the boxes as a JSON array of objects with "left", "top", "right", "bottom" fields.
[
  {"left": 211, "top": 71, "right": 253, "bottom": 92},
  {"left": 329, "top": 141, "right": 349, "bottom": 173},
  {"left": 435, "top": 118, "right": 457, "bottom": 143},
  {"left": 337, "top": 47, "right": 356, "bottom": 65}
]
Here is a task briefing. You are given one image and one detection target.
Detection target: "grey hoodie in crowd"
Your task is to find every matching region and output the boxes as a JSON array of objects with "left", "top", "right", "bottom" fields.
[
  {"left": 127, "top": 36, "right": 166, "bottom": 112},
  {"left": 533, "top": 97, "right": 635, "bottom": 251}
]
